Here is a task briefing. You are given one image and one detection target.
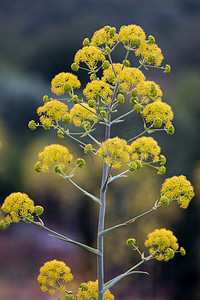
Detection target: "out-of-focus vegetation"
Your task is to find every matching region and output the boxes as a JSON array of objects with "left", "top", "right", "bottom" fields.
[{"left": 0, "top": 0, "right": 200, "bottom": 299}]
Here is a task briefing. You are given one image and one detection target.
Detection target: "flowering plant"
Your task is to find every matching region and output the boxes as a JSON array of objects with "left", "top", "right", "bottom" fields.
[{"left": 1, "top": 25, "right": 194, "bottom": 299}]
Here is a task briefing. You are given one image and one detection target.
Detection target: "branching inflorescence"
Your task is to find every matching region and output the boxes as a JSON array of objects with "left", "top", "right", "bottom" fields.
[{"left": 0, "top": 24, "right": 195, "bottom": 299}]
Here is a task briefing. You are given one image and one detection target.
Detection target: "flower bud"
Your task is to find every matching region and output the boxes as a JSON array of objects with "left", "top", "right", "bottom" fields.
[
  {"left": 104, "top": 25, "right": 111, "bottom": 33},
  {"left": 109, "top": 27, "right": 116, "bottom": 37},
  {"left": 65, "top": 294, "right": 74, "bottom": 300},
  {"left": 72, "top": 95, "right": 79, "bottom": 104},
  {"left": 160, "top": 196, "right": 170, "bottom": 207},
  {"left": 126, "top": 238, "right": 136, "bottom": 246},
  {"left": 164, "top": 64, "right": 171, "bottom": 73},
  {"left": 90, "top": 73, "right": 96, "bottom": 81},
  {"left": 82, "top": 121, "right": 90, "bottom": 130},
  {"left": 28, "top": 120, "right": 37, "bottom": 130},
  {"left": 71, "top": 62, "right": 79, "bottom": 72},
  {"left": 63, "top": 114, "right": 71, "bottom": 124},
  {"left": 24, "top": 214, "right": 34, "bottom": 223},
  {"left": 157, "top": 166, "right": 166, "bottom": 175},
  {"left": 136, "top": 160, "right": 142, "bottom": 169},
  {"left": 43, "top": 95, "right": 48, "bottom": 103},
  {"left": 84, "top": 144, "right": 92, "bottom": 154},
  {"left": 167, "top": 248, "right": 175, "bottom": 259},
  {"left": 105, "top": 46, "right": 111, "bottom": 55},
  {"left": 76, "top": 158, "right": 86, "bottom": 168},
  {"left": 132, "top": 38, "right": 141, "bottom": 47},
  {"left": 150, "top": 83, "right": 157, "bottom": 97},
  {"left": 102, "top": 60, "right": 110, "bottom": 70},
  {"left": 160, "top": 155, "right": 166, "bottom": 166},
  {"left": 54, "top": 165, "right": 61, "bottom": 174},
  {"left": 147, "top": 54, "right": 156, "bottom": 64},
  {"left": 167, "top": 125, "right": 175, "bottom": 135},
  {"left": 107, "top": 74, "right": 115, "bottom": 84},
  {"left": 100, "top": 110, "right": 107, "bottom": 119},
  {"left": 117, "top": 94, "right": 125, "bottom": 104},
  {"left": 34, "top": 161, "right": 42, "bottom": 172},
  {"left": 128, "top": 161, "right": 137, "bottom": 171},
  {"left": 131, "top": 88, "right": 139, "bottom": 97},
  {"left": 133, "top": 104, "right": 143, "bottom": 113},
  {"left": 153, "top": 117, "right": 163, "bottom": 128},
  {"left": 82, "top": 38, "right": 90, "bottom": 47},
  {"left": 123, "top": 59, "right": 130, "bottom": 67},
  {"left": 80, "top": 283, "right": 89, "bottom": 291},
  {"left": 34, "top": 205, "right": 44, "bottom": 216},
  {"left": 148, "top": 35, "right": 155, "bottom": 44},
  {"left": 57, "top": 130, "right": 64, "bottom": 139},
  {"left": 130, "top": 97, "right": 138, "bottom": 106},
  {"left": 88, "top": 100, "right": 96, "bottom": 108},
  {"left": 0, "top": 220, "right": 6, "bottom": 229},
  {"left": 64, "top": 82, "right": 72, "bottom": 93},
  {"left": 180, "top": 247, "right": 186, "bottom": 256}
]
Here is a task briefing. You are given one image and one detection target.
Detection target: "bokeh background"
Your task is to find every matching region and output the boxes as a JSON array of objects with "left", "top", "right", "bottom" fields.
[{"left": 0, "top": 0, "right": 200, "bottom": 299}]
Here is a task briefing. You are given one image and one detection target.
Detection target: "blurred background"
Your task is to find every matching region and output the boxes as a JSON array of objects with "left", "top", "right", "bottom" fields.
[{"left": 0, "top": 0, "right": 200, "bottom": 299}]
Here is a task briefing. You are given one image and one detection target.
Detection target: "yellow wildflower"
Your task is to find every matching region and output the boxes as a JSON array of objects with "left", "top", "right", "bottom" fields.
[
  {"left": 70, "top": 103, "right": 98, "bottom": 127},
  {"left": 119, "top": 24, "right": 146, "bottom": 48},
  {"left": 135, "top": 42, "right": 164, "bottom": 66},
  {"left": 83, "top": 80, "right": 113, "bottom": 104},
  {"left": 137, "top": 80, "right": 163, "bottom": 103},
  {"left": 130, "top": 136, "right": 161, "bottom": 162},
  {"left": 97, "top": 137, "right": 130, "bottom": 169},
  {"left": 74, "top": 46, "right": 105, "bottom": 69},
  {"left": 91, "top": 26, "right": 118, "bottom": 47},
  {"left": 145, "top": 228, "right": 179, "bottom": 261},
  {"left": 117, "top": 67, "right": 145, "bottom": 92},
  {"left": 37, "top": 100, "right": 69, "bottom": 128},
  {"left": 160, "top": 175, "right": 194, "bottom": 209},
  {"left": 38, "top": 144, "right": 73, "bottom": 172},
  {"left": 1, "top": 192, "right": 35, "bottom": 224},
  {"left": 101, "top": 63, "right": 123, "bottom": 84},
  {"left": 38, "top": 259, "right": 73, "bottom": 295},
  {"left": 143, "top": 101, "right": 173, "bottom": 128},
  {"left": 77, "top": 280, "right": 114, "bottom": 300},
  {"left": 51, "top": 72, "right": 81, "bottom": 95}
]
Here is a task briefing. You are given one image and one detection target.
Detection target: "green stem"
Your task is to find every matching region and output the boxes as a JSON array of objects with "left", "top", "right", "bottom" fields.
[
  {"left": 27, "top": 218, "right": 101, "bottom": 256},
  {"left": 110, "top": 109, "right": 134, "bottom": 125},
  {"left": 99, "top": 205, "right": 160, "bottom": 237}
]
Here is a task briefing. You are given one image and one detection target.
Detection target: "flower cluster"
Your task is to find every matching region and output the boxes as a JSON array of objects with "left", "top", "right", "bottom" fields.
[
  {"left": 119, "top": 25, "right": 146, "bottom": 48},
  {"left": 143, "top": 101, "right": 173, "bottom": 129},
  {"left": 131, "top": 136, "right": 161, "bottom": 162},
  {"left": 77, "top": 280, "right": 114, "bottom": 300},
  {"left": 70, "top": 103, "right": 98, "bottom": 127},
  {"left": 74, "top": 45, "right": 105, "bottom": 69},
  {"left": 91, "top": 26, "right": 118, "bottom": 47},
  {"left": 101, "top": 63, "right": 123, "bottom": 84},
  {"left": 38, "top": 260, "right": 73, "bottom": 295},
  {"left": 83, "top": 80, "right": 113, "bottom": 105},
  {"left": 97, "top": 137, "right": 130, "bottom": 169},
  {"left": 160, "top": 175, "right": 195, "bottom": 209},
  {"left": 145, "top": 228, "right": 179, "bottom": 261},
  {"left": 51, "top": 72, "right": 81, "bottom": 95},
  {"left": 135, "top": 42, "right": 164, "bottom": 66},
  {"left": 1, "top": 192, "right": 35, "bottom": 224},
  {"left": 37, "top": 100, "right": 69, "bottom": 129},
  {"left": 37, "top": 144, "right": 73, "bottom": 173},
  {"left": 137, "top": 80, "right": 163, "bottom": 103},
  {"left": 116, "top": 67, "right": 145, "bottom": 92}
]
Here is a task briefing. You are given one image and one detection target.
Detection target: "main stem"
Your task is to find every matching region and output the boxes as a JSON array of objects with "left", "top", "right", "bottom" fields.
[{"left": 97, "top": 125, "right": 110, "bottom": 300}]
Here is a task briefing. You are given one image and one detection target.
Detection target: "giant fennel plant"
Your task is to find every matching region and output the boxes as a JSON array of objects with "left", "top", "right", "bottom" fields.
[{"left": 0, "top": 25, "right": 195, "bottom": 299}]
